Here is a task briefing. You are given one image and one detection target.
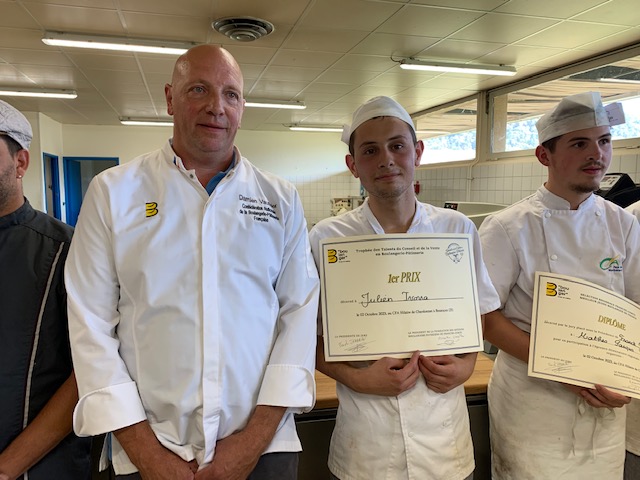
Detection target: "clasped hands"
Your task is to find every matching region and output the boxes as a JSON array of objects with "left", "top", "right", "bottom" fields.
[{"left": 353, "top": 350, "right": 476, "bottom": 396}]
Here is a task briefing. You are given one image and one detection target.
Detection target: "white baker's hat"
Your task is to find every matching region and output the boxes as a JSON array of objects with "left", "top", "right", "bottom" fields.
[
  {"left": 342, "top": 96, "right": 415, "bottom": 145},
  {"left": 0, "top": 99, "right": 32, "bottom": 150},
  {"left": 536, "top": 91, "right": 625, "bottom": 144}
]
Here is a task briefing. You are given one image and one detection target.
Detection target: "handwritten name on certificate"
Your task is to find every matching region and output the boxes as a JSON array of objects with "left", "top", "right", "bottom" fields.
[
  {"left": 529, "top": 272, "right": 640, "bottom": 399},
  {"left": 319, "top": 233, "right": 483, "bottom": 362}
]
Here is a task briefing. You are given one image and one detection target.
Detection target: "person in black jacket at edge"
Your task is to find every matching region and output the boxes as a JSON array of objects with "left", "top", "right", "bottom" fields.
[{"left": 0, "top": 99, "right": 91, "bottom": 480}]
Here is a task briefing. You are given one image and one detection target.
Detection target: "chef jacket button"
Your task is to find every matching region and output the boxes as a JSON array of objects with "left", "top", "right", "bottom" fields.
[
  {"left": 595, "top": 211, "right": 601, "bottom": 217},
  {"left": 544, "top": 211, "right": 551, "bottom": 218},
  {"left": 551, "top": 254, "right": 558, "bottom": 261},
  {"left": 190, "top": 174, "right": 194, "bottom": 179}
]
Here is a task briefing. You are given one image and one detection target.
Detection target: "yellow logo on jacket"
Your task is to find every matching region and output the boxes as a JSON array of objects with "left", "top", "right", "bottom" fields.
[{"left": 145, "top": 202, "right": 158, "bottom": 217}]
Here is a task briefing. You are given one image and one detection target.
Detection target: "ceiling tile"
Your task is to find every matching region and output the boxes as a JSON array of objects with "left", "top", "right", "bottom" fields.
[
  {"left": 22, "top": 3, "right": 126, "bottom": 34},
  {"left": 271, "top": 49, "right": 342, "bottom": 68},
  {"left": 66, "top": 52, "right": 140, "bottom": 71},
  {"left": 377, "top": 5, "right": 485, "bottom": 37},
  {"left": 314, "top": 69, "right": 381, "bottom": 85},
  {"left": 261, "top": 65, "right": 324, "bottom": 82},
  {"left": 302, "top": 83, "right": 355, "bottom": 95},
  {"left": 121, "top": 12, "right": 211, "bottom": 42},
  {"left": 408, "top": 0, "right": 507, "bottom": 8},
  {"left": 247, "top": 79, "right": 307, "bottom": 96},
  {"left": 0, "top": 49, "right": 73, "bottom": 67},
  {"left": 517, "top": 21, "right": 625, "bottom": 49},
  {"left": 475, "top": 44, "right": 566, "bottom": 66},
  {"left": 418, "top": 39, "right": 505, "bottom": 61},
  {"left": 350, "top": 33, "right": 440, "bottom": 57},
  {"left": 452, "top": 13, "right": 559, "bottom": 43},
  {"left": 580, "top": 28, "right": 640, "bottom": 51},
  {"left": 348, "top": 83, "right": 407, "bottom": 97},
  {"left": 118, "top": 0, "right": 211, "bottom": 16},
  {"left": 573, "top": 0, "right": 640, "bottom": 27},
  {"left": 0, "top": 1, "right": 42, "bottom": 28},
  {"left": 282, "top": 28, "right": 369, "bottom": 53},
  {"left": 331, "top": 54, "right": 396, "bottom": 72},
  {"left": 0, "top": 28, "right": 51, "bottom": 50},
  {"left": 367, "top": 71, "right": 434, "bottom": 88},
  {"left": 224, "top": 45, "right": 277, "bottom": 65},
  {"left": 494, "top": 0, "right": 605, "bottom": 19},
  {"left": 300, "top": 0, "right": 402, "bottom": 30}
]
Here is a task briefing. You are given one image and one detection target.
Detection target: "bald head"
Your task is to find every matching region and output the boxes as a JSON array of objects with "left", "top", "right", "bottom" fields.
[
  {"left": 172, "top": 45, "right": 243, "bottom": 90},
  {"left": 165, "top": 44, "right": 245, "bottom": 170}
]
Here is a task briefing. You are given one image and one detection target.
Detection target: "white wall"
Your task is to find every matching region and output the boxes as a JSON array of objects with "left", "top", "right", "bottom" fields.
[
  {"left": 21, "top": 111, "right": 44, "bottom": 211},
  {"left": 27, "top": 113, "right": 640, "bottom": 227},
  {"left": 58, "top": 122, "right": 358, "bottom": 225}
]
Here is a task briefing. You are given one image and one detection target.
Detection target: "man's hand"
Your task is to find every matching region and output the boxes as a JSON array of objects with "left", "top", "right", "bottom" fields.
[
  {"left": 563, "top": 383, "right": 631, "bottom": 409},
  {"left": 351, "top": 351, "right": 421, "bottom": 396},
  {"left": 135, "top": 452, "right": 197, "bottom": 480},
  {"left": 194, "top": 431, "right": 259, "bottom": 480},
  {"left": 419, "top": 353, "right": 477, "bottom": 394},
  {"left": 114, "top": 421, "right": 197, "bottom": 480}
]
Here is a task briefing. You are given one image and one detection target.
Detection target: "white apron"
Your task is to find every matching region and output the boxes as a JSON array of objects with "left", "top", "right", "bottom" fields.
[
  {"left": 487, "top": 194, "right": 629, "bottom": 479},
  {"left": 489, "top": 351, "right": 625, "bottom": 479}
]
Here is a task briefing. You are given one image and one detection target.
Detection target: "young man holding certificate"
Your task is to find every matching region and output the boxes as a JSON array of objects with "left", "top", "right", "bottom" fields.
[
  {"left": 479, "top": 92, "right": 640, "bottom": 479},
  {"left": 309, "top": 96, "right": 500, "bottom": 480}
]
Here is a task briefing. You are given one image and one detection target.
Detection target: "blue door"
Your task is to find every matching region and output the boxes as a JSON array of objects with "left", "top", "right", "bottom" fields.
[{"left": 64, "top": 157, "right": 118, "bottom": 226}]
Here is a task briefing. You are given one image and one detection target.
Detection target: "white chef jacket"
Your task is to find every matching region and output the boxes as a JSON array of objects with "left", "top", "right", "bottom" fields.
[
  {"left": 309, "top": 199, "right": 500, "bottom": 480},
  {"left": 479, "top": 185, "right": 640, "bottom": 479},
  {"left": 624, "top": 200, "right": 640, "bottom": 457},
  {"left": 65, "top": 141, "right": 320, "bottom": 474}
]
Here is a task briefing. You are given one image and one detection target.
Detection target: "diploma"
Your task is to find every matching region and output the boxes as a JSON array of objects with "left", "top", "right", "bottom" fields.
[
  {"left": 529, "top": 272, "right": 640, "bottom": 399},
  {"left": 319, "top": 233, "right": 483, "bottom": 361}
]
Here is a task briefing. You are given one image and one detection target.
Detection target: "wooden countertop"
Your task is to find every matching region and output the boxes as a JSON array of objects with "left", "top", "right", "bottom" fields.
[{"left": 314, "top": 352, "right": 494, "bottom": 410}]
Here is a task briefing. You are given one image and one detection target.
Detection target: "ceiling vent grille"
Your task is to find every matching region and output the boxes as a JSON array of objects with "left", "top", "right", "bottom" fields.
[{"left": 212, "top": 17, "right": 274, "bottom": 42}]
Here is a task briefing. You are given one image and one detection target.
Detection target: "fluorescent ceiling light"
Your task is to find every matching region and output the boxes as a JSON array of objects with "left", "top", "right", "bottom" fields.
[
  {"left": 0, "top": 88, "right": 77, "bottom": 99},
  {"left": 43, "top": 31, "right": 194, "bottom": 55},
  {"left": 399, "top": 58, "right": 516, "bottom": 76},
  {"left": 289, "top": 125, "right": 342, "bottom": 132},
  {"left": 246, "top": 100, "right": 306, "bottom": 109},
  {"left": 120, "top": 117, "right": 173, "bottom": 127},
  {"left": 595, "top": 78, "right": 640, "bottom": 85}
]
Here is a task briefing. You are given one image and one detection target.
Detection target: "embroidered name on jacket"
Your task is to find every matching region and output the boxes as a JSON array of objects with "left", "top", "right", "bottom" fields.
[
  {"left": 600, "top": 255, "right": 622, "bottom": 272},
  {"left": 238, "top": 194, "right": 280, "bottom": 223},
  {"left": 146, "top": 202, "right": 159, "bottom": 217}
]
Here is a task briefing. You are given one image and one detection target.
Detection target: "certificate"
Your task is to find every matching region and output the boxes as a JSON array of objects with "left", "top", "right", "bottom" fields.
[
  {"left": 529, "top": 272, "right": 640, "bottom": 399},
  {"left": 319, "top": 233, "right": 483, "bottom": 361}
]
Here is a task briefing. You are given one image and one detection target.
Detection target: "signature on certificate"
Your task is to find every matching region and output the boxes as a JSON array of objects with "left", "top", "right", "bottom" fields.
[
  {"left": 547, "top": 359, "right": 575, "bottom": 373},
  {"left": 338, "top": 337, "right": 375, "bottom": 353},
  {"left": 436, "top": 331, "right": 464, "bottom": 346}
]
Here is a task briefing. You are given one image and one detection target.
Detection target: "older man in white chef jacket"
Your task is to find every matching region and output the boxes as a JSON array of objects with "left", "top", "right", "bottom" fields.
[
  {"left": 479, "top": 91, "right": 640, "bottom": 479},
  {"left": 65, "top": 45, "right": 319, "bottom": 480},
  {"left": 309, "top": 96, "right": 501, "bottom": 480}
]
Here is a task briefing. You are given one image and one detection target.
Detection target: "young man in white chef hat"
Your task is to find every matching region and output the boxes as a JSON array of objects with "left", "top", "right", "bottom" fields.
[
  {"left": 308, "top": 96, "right": 500, "bottom": 480},
  {"left": 479, "top": 91, "right": 640, "bottom": 479}
]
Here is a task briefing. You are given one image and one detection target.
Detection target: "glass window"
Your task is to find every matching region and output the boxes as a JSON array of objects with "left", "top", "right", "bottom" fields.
[
  {"left": 413, "top": 98, "right": 477, "bottom": 164},
  {"left": 491, "top": 55, "right": 640, "bottom": 154}
]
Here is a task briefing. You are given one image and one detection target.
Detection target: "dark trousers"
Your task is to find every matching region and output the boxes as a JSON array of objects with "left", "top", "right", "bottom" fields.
[
  {"left": 625, "top": 450, "right": 640, "bottom": 480},
  {"left": 116, "top": 452, "right": 298, "bottom": 480}
]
